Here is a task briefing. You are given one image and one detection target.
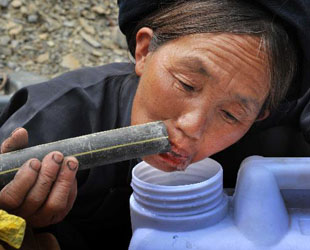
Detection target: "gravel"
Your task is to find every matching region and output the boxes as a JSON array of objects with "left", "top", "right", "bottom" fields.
[{"left": 0, "top": 0, "right": 130, "bottom": 79}]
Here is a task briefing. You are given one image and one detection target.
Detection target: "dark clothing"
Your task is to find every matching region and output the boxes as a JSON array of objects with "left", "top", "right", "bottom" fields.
[{"left": 0, "top": 63, "right": 140, "bottom": 249}]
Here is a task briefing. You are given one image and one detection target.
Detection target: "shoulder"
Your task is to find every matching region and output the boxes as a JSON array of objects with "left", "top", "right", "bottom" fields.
[
  {"left": 0, "top": 63, "right": 138, "bottom": 144},
  {"left": 23, "top": 62, "right": 136, "bottom": 108},
  {"left": 25, "top": 62, "right": 136, "bottom": 94},
  {"left": 48, "top": 62, "right": 135, "bottom": 89}
]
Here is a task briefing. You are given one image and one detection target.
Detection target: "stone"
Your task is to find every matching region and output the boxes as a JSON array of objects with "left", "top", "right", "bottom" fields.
[
  {"left": 6, "top": 21, "right": 17, "bottom": 30},
  {"left": 41, "top": 64, "right": 50, "bottom": 76},
  {"left": 27, "top": 14, "right": 39, "bottom": 23},
  {"left": 92, "top": 5, "right": 110, "bottom": 15},
  {"left": 7, "top": 61, "right": 17, "bottom": 69},
  {"left": 111, "top": 26, "right": 127, "bottom": 49},
  {"left": 8, "top": 71, "right": 49, "bottom": 88},
  {"left": 80, "top": 31, "right": 101, "bottom": 48},
  {"left": 20, "top": 6, "right": 28, "bottom": 14},
  {"left": 91, "top": 49, "right": 104, "bottom": 57},
  {"left": 63, "top": 20, "right": 76, "bottom": 28},
  {"left": 102, "top": 38, "right": 116, "bottom": 50},
  {"left": 82, "top": 10, "right": 96, "bottom": 20},
  {"left": 0, "top": 36, "right": 11, "bottom": 46},
  {"left": 74, "top": 39, "right": 81, "bottom": 45},
  {"left": 11, "top": 0, "right": 22, "bottom": 8},
  {"left": 0, "top": 47, "right": 12, "bottom": 56},
  {"left": 24, "top": 60, "right": 34, "bottom": 66},
  {"left": 9, "top": 25, "right": 23, "bottom": 36},
  {"left": 36, "top": 52, "right": 49, "bottom": 63},
  {"left": 39, "top": 33, "right": 48, "bottom": 40},
  {"left": 79, "top": 18, "right": 95, "bottom": 35},
  {"left": 61, "top": 54, "right": 81, "bottom": 69},
  {"left": 11, "top": 40, "right": 19, "bottom": 48},
  {"left": 0, "top": 0, "right": 9, "bottom": 8},
  {"left": 47, "top": 40, "right": 55, "bottom": 47}
]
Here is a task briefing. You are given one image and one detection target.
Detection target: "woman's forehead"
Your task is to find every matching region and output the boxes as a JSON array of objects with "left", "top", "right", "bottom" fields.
[
  {"left": 156, "top": 33, "right": 270, "bottom": 106},
  {"left": 163, "top": 33, "right": 269, "bottom": 82},
  {"left": 168, "top": 33, "right": 268, "bottom": 63}
]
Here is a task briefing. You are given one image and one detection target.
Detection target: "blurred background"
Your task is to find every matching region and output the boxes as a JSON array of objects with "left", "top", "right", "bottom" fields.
[{"left": 0, "top": 0, "right": 129, "bottom": 79}]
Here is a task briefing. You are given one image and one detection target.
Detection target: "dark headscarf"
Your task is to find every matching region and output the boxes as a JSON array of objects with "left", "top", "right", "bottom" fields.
[{"left": 117, "top": 0, "right": 310, "bottom": 141}]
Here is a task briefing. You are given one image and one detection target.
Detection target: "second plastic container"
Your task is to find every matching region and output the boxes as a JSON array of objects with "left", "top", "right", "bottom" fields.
[{"left": 129, "top": 156, "right": 310, "bottom": 250}]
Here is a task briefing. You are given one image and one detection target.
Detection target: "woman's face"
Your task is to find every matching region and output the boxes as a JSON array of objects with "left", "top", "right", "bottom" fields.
[{"left": 131, "top": 28, "right": 270, "bottom": 172}]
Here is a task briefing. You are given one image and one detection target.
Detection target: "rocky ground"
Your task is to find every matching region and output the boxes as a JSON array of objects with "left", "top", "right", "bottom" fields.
[{"left": 0, "top": 0, "right": 129, "bottom": 80}]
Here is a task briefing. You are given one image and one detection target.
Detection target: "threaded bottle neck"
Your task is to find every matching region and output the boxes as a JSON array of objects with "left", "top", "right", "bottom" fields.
[{"left": 130, "top": 158, "right": 228, "bottom": 231}]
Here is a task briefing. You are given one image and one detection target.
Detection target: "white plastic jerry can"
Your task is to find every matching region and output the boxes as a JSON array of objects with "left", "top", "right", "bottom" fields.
[{"left": 129, "top": 156, "right": 310, "bottom": 250}]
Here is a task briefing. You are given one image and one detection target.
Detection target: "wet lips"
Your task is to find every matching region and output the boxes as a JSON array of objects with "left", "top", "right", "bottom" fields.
[{"left": 159, "top": 144, "right": 192, "bottom": 171}]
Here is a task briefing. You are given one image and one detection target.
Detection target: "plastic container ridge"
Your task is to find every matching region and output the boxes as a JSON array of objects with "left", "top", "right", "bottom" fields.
[{"left": 129, "top": 156, "right": 310, "bottom": 250}]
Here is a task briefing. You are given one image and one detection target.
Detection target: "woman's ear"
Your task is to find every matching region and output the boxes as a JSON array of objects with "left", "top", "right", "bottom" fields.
[
  {"left": 135, "top": 27, "right": 154, "bottom": 76},
  {"left": 256, "top": 109, "right": 270, "bottom": 121}
]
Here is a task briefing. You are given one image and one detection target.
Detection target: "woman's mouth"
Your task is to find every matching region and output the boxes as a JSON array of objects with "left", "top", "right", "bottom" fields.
[{"left": 158, "top": 144, "right": 192, "bottom": 171}]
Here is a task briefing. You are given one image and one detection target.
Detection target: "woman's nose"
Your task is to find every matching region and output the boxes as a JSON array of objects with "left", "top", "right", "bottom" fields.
[{"left": 175, "top": 110, "right": 208, "bottom": 140}]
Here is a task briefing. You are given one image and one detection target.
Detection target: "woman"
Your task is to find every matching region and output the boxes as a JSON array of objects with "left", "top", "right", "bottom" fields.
[{"left": 0, "top": 0, "right": 305, "bottom": 249}]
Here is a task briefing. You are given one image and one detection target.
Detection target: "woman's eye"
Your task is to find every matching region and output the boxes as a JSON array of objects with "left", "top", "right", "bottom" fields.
[
  {"left": 222, "top": 110, "right": 238, "bottom": 123},
  {"left": 179, "top": 81, "right": 195, "bottom": 92}
]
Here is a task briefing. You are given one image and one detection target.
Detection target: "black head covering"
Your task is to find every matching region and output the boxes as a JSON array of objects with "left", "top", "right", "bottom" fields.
[{"left": 117, "top": 0, "right": 310, "bottom": 141}]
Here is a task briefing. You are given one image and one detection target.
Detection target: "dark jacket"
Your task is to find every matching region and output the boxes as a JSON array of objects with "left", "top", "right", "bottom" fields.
[{"left": 0, "top": 63, "right": 140, "bottom": 250}]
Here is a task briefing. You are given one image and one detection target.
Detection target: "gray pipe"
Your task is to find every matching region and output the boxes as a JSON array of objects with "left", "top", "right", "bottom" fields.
[{"left": 0, "top": 121, "right": 170, "bottom": 185}]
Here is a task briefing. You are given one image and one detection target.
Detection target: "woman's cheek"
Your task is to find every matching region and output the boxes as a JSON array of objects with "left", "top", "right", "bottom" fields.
[
  {"left": 143, "top": 82, "right": 181, "bottom": 119},
  {"left": 193, "top": 123, "right": 251, "bottom": 162}
]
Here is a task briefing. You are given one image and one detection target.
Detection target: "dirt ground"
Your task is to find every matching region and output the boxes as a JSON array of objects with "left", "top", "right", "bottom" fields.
[{"left": 0, "top": 0, "right": 129, "bottom": 79}]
